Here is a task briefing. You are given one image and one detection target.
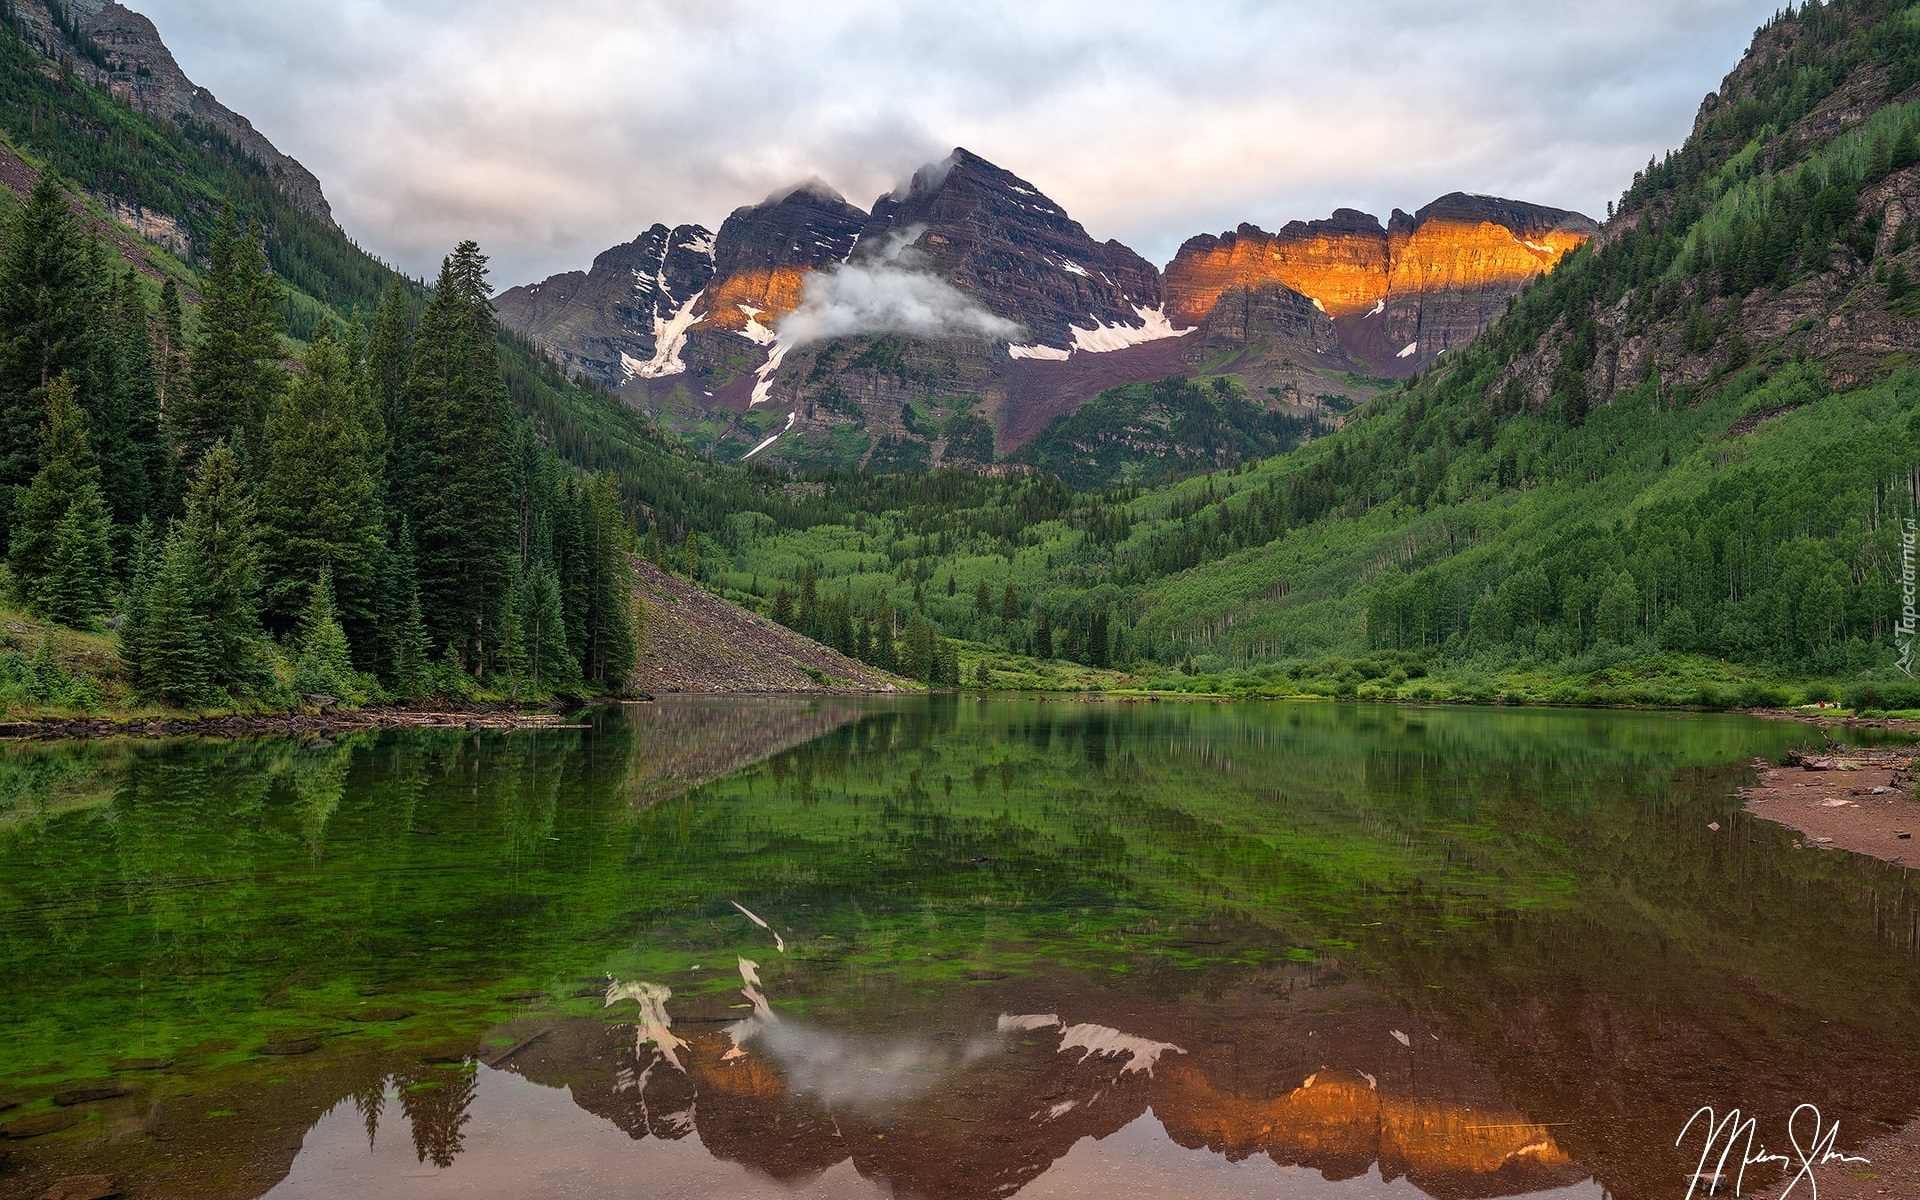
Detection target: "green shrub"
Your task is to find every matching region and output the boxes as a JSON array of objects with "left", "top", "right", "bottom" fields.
[{"left": 1846, "top": 680, "right": 1920, "bottom": 711}]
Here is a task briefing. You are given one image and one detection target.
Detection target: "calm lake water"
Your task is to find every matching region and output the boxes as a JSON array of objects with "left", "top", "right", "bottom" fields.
[{"left": 1, "top": 697, "right": 1915, "bottom": 1200}]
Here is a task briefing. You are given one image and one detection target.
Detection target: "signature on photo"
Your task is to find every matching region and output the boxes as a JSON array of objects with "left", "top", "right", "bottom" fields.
[{"left": 1678, "top": 1104, "right": 1871, "bottom": 1199}]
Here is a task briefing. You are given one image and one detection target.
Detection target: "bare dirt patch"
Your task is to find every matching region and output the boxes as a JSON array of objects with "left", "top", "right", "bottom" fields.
[{"left": 1739, "top": 747, "right": 1920, "bottom": 867}]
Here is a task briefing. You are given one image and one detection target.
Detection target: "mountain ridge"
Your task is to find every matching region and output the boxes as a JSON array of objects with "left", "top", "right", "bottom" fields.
[{"left": 496, "top": 149, "right": 1596, "bottom": 473}]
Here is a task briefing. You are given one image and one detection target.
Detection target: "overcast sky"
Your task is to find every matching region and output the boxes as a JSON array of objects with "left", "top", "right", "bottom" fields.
[{"left": 135, "top": 0, "right": 1782, "bottom": 288}]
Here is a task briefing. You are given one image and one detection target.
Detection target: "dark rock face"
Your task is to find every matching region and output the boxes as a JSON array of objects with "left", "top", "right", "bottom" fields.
[
  {"left": 43, "top": 1, "right": 337, "bottom": 224},
  {"left": 686, "top": 183, "right": 867, "bottom": 342},
  {"left": 858, "top": 148, "right": 1166, "bottom": 347},
  {"left": 494, "top": 224, "right": 716, "bottom": 388}
]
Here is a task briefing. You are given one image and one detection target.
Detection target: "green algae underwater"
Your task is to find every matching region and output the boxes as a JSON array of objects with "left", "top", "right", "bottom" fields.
[{"left": 0, "top": 697, "right": 1915, "bottom": 1200}]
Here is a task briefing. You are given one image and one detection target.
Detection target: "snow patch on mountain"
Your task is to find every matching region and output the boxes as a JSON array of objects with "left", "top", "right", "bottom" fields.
[
  {"left": 750, "top": 342, "right": 790, "bottom": 407},
  {"left": 626, "top": 293, "right": 706, "bottom": 380},
  {"left": 742, "top": 410, "right": 797, "bottom": 460},
  {"left": 1008, "top": 342, "right": 1073, "bottom": 361},
  {"left": 1068, "top": 305, "right": 1194, "bottom": 354},
  {"left": 738, "top": 305, "right": 778, "bottom": 347}
]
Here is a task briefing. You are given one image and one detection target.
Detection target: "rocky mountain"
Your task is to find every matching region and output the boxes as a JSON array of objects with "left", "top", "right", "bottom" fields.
[
  {"left": 17, "top": 0, "right": 335, "bottom": 225},
  {"left": 492, "top": 222, "right": 716, "bottom": 385},
  {"left": 498, "top": 152, "right": 1593, "bottom": 474},
  {"left": 1164, "top": 195, "right": 1597, "bottom": 371}
]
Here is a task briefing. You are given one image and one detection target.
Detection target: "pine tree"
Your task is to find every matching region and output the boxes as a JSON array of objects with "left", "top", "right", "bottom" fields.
[
  {"left": 42, "top": 488, "right": 113, "bottom": 629},
  {"left": 577, "top": 474, "right": 636, "bottom": 687},
  {"left": 110, "top": 270, "right": 171, "bottom": 528},
  {"left": 155, "top": 278, "right": 187, "bottom": 422},
  {"left": 176, "top": 208, "right": 286, "bottom": 474},
  {"left": 133, "top": 529, "right": 213, "bottom": 705},
  {"left": 871, "top": 596, "right": 898, "bottom": 672},
  {"left": 1034, "top": 610, "right": 1053, "bottom": 660},
  {"left": 495, "top": 578, "right": 527, "bottom": 702},
  {"left": 1001, "top": 583, "right": 1019, "bottom": 623},
  {"left": 177, "top": 442, "right": 266, "bottom": 692},
  {"left": 516, "top": 561, "right": 577, "bottom": 693},
  {"left": 291, "top": 571, "right": 360, "bottom": 702},
  {"left": 397, "top": 242, "right": 515, "bottom": 667},
  {"left": 365, "top": 282, "right": 411, "bottom": 486},
  {"left": 683, "top": 529, "right": 700, "bottom": 582},
  {"left": 1088, "top": 608, "right": 1111, "bottom": 669},
  {"left": 118, "top": 518, "right": 158, "bottom": 687},
  {"left": 0, "top": 171, "right": 109, "bottom": 532},
  {"left": 974, "top": 579, "right": 991, "bottom": 616},
  {"left": 798, "top": 563, "right": 818, "bottom": 635},
  {"left": 258, "top": 321, "right": 385, "bottom": 650},
  {"left": 772, "top": 583, "right": 794, "bottom": 626},
  {"left": 8, "top": 376, "right": 113, "bottom": 626}
]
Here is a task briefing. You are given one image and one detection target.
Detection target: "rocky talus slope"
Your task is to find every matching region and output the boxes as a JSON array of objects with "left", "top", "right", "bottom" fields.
[{"left": 631, "top": 560, "right": 904, "bottom": 694}]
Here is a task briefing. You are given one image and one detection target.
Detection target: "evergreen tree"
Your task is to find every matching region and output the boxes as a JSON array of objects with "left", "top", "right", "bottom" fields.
[
  {"left": 42, "top": 487, "right": 114, "bottom": 629},
  {"left": 379, "top": 519, "right": 434, "bottom": 697},
  {"left": 1001, "top": 583, "right": 1019, "bottom": 623},
  {"left": 118, "top": 518, "right": 158, "bottom": 687},
  {"left": 1088, "top": 608, "right": 1111, "bottom": 670},
  {"left": 0, "top": 171, "right": 109, "bottom": 532},
  {"left": 871, "top": 596, "right": 898, "bottom": 672},
  {"left": 290, "top": 571, "right": 360, "bottom": 702},
  {"left": 110, "top": 270, "right": 171, "bottom": 528},
  {"left": 177, "top": 442, "right": 266, "bottom": 692},
  {"left": 365, "top": 281, "right": 412, "bottom": 477},
  {"left": 133, "top": 529, "right": 214, "bottom": 705},
  {"left": 176, "top": 208, "right": 286, "bottom": 473},
  {"left": 155, "top": 278, "right": 187, "bottom": 422},
  {"left": 495, "top": 579, "right": 528, "bottom": 701},
  {"left": 683, "top": 529, "right": 700, "bottom": 582},
  {"left": 773, "top": 583, "right": 794, "bottom": 627},
  {"left": 974, "top": 579, "right": 991, "bottom": 616},
  {"left": 8, "top": 376, "right": 112, "bottom": 626},
  {"left": 576, "top": 474, "right": 636, "bottom": 687},
  {"left": 1034, "top": 610, "right": 1053, "bottom": 660},
  {"left": 516, "top": 561, "right": 577, "bottom": 693},
  {"left": 397, "top": 242, "right": 515, "bottom": 667},
  {"left": 798, "top": 563, "right": 818, "bottom": 635},
  {"left": 258, "top": 321, "right": 384, "bottom": 650}
]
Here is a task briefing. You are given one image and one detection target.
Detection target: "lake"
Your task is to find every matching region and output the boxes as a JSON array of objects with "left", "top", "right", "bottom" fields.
[{"left": 1, "top": 697, "right": 1915, "bottom": 1200}]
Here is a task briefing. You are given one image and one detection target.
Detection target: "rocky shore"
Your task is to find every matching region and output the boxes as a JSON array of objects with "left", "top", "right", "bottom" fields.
[{"left": 1739, "top": 745, "right": 1920, "bottom": 868}]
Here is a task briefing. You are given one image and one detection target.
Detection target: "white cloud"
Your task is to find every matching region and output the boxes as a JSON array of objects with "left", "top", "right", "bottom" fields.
[
  {"left": 133, "top": 0, "right": 1783, "bottom": 285},
  {"left": 775, "top": 225, "right": 1025, "bottom": 348}
]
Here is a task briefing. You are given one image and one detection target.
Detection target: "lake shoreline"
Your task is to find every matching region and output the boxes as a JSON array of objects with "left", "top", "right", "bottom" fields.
[
  {"left": 0, "top": 702, "right": 617, "bottom": 741},
  {"left": 1739, "top": 746, "right": 1920, "bottom": 869}
]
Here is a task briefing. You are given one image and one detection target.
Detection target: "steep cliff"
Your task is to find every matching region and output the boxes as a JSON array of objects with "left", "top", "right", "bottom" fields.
[
  {"left": 1164, "top": 194, "right": 1597, "bottom": 373},
  {"left": 19, "top": 0, "right": 337, "bottom": 224}
]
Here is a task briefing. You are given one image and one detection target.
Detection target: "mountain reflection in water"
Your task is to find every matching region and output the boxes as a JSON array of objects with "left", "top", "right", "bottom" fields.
[{"left": 0, "top": 697, "right": 1915, "bottom": 1200}]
